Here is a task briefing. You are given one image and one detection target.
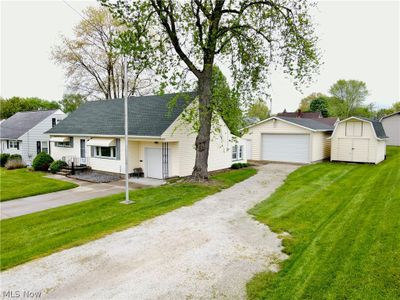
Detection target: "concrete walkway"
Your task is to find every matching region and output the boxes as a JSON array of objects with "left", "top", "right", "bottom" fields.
[
  {"left": 0, "top": 175, "right": 143, "bottom": 220},
  {"left": 1, "top": 164, "right": 298, "bottom": 299}
]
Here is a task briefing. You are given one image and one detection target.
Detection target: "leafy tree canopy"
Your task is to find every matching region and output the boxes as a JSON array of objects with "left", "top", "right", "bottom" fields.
[
  {"left": 52, "top": 6, "right": 154, "bottom": 100},
  {"left": 247, "top": 99, "right": 270, "bottom": 121},
  {"left": 102, "top": 0, "right": 321, "bottom": 180},
  {"left": 309, "top": 97, "right": 328, "bottom": 117},
  {"left": 0, "top": 97, "right": 60, "bottom": 119},
  {"left": 210, "top": 66, "right": 243, "bottom": 136},
  {"left": 60, "top": 94, "right": 87, "bottom": 114},
  {"left": 328, "top": 79, "right": 369, "bottom": 118},
  {"left": 298, "top": 92, "right": 326, "bottom": 111}
]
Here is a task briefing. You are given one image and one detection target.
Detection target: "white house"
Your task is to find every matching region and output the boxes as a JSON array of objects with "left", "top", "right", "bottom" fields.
[
  {"left": 0, "top": 110, "right": 66, "bottom": 164},
  {"left": 330, "top": 117, "right": 388, "bottom": 164},
  {"left": 242, "top": 116, "right": 334, "bottom": 163},
  {"left": 46, "top": 93, "right": 246, "bottom": 179},
  {"left": 380, "top": 111, "right": 400, "bottom": 146}
]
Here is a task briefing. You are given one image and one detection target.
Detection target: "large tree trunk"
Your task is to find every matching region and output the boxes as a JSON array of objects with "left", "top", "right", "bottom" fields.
[{"left": 192, "top": 70, "right": 213, "bottom": 181}]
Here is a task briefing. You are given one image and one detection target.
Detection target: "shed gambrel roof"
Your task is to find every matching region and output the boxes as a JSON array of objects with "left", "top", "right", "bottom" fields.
[
  {"left": 47, "top": 93, "right": 194, "bottom": 137},
  {"left": 357, "top": 117, "right": 388, "bottom": 139},
  {"left": 0, "top": 110, "right": 57, "bottom": 140},
  {"left": 332, "top": 116, "right": 389, "bottom": 140}
]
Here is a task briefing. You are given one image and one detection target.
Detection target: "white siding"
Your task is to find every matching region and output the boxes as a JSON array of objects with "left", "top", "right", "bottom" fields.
[
  {"left": 381, "top": 114, "right": 400, "bottom": 146},
  {"left": 311, "top": 132, "right": 331, "bottom": 161},
  {"left": 331, "top": 119, "right": 386, "bottom": 164}
]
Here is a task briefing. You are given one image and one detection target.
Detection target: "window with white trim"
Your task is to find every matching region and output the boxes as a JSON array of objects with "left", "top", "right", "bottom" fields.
[
  {"left": 9, "top": 141, "right": 19, "bottom": 148},
  {"left": 232, "top": 145, "right": 238, "bottom": 160},
  {"left": 239, "top": 145, "right": 244, "bottom": 159},
  {"left": 55, "top": 141, "right": 71, "bottom": 147},
  {"left": 41, "top": 141, "right": 49, "bottom": 154},
  {"left": 95, "top": 146, "right": 116, "bottom": 159}
]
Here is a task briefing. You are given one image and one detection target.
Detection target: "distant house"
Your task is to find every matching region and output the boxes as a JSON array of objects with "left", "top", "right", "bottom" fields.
[
  {"left": 277, "top": 109, "right": 338, "bottom": 127},
  {"left": 0, "top": 110, "right": 66, "bottom": 164},
  {"left": 330, "top": 117, "right": 388, "bottom": 164},
  {"left": 46, "top": 93, "right": 246, "bottom": 179},
  {"left": 242, "top": 116, "right": 334, "bottom": 163},
  {"left": 380, "top": 111, "right": 400, "bottom": 146}
]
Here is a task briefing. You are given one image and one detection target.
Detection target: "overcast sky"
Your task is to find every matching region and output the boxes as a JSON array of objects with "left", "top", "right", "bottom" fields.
[{"left": 1, "top": 0, "right": 399, "bottom": 113}]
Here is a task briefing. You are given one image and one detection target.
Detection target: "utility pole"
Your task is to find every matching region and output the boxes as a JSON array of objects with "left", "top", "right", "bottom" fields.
[{"left": 121, "top": 56, "right": 133, "bottom": 205}]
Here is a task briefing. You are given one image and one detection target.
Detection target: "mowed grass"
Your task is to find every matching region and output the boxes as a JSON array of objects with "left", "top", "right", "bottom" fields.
[
  {"left": 1, "top": 168, "right": 256, "bottom": 270},
  {"left": 247, "top": 147, "right": 400, "bottom": 299},
  {"left": 0, "top": 168, "right": 78, "bottom": 201}
]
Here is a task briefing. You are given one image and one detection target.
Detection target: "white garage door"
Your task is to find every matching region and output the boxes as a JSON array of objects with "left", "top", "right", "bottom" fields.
[
  {"left": 262, "top": 134, "right": 310, "bottom": 163},
  {"left": 145, "top": 148, "right": 163, "bottom": 179}
]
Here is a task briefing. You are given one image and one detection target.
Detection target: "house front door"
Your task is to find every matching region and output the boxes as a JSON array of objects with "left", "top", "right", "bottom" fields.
[
  {"left": 145, "top": 148, "right": 163, "bottom": 179},
  {"left": 80, "top": 139, "right": 86, "bottom": 165}
]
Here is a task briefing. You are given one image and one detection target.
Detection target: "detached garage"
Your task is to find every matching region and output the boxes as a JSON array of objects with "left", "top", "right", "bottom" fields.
[
  {"left": 330, "top": 117, "right": 388, "bottom": 164},
  {"left": 243, "top": 117, "right": 334, "bottom": 163}
]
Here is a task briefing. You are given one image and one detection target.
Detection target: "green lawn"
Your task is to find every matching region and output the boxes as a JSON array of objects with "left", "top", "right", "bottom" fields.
[
  {"left": 0, "top": 167, "right": 256, "bottom": 270},
  {"left": 247, "top": 147, "right": 400, "bottom": 299},
  {"left": 0, "top": 168, "right": 78, "bottom": 201}
]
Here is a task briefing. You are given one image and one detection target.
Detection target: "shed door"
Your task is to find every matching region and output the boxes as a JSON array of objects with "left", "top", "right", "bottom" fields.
[
  {"left": 145, "top": 148, "right": 163, "bottom": 179},
  {"left": 261, "top": 134, "right": 310, "bottom": 163},
  {"left": 337, "top": 138, "right": 369, "bottom": 162},
  {"left": 352, "top": 139, "right": 369, "bottom": 162}
]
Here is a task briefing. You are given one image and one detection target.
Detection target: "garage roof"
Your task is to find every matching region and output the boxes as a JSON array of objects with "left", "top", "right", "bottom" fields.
[{"left": 277, "top": 117, "right": 334, "bottom": 131}]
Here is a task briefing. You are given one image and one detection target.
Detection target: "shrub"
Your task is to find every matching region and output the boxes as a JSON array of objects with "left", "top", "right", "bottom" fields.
[
  {"left": 49, "top": 160, "right": 68, "bottom": 174},
  {"left": 231, "top": 162, "right": 250, "bottom": 169},
  {"left": 32, "top": 152, "right": 54, "bottom": 171},
  {"left": 9, "top": 154, "right": 22, "bottom": 160},
  {"left": 5, "top": 158, "right": 26, "bottom": 170},
  {"left": 0, "top": 153, "right": 10, "bottom": 167}
]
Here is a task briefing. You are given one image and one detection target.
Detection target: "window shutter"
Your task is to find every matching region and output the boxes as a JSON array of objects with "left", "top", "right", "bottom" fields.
[
  {"left": 36, "top": 141, "right": 41, "bottom": 154},
  {"left": 6, "top": 140, "right": 9, "bottom": 149},
  {"left": 16, "top": 142, "right": 20, "bottom": 150},
  {"left": 116, "top": 138, "right": 120, "bottom": 160},
  {"left": 91, "top": 146, "right": 95, "bottom": 157},
  {"left": 69, "top": 137, "right": 74, "bottom": 148}
]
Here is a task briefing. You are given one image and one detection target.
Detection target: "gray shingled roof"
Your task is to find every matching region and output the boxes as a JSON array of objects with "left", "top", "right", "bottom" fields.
[
  {"left": 357, "top": 117, "right": 388, "bottom": 139},
  {"left": 278, "top": 117, "right": 334, "bottom": 131},
  {"left": 47, "top": 93, "right": 193, "bottom": 136},
  {"left": 0, "top": 110, "right": 57, "bottom": 139}
]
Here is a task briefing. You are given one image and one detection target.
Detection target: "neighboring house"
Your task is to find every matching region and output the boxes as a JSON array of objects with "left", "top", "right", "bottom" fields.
[
  {"left": 330, "top": 117, "right": 388, "bottom": 164},
  {"left": 380, "top": 111, "right": 400, "bottom": 146},
  {"left": 46, "top": 93, "right": 246, "bottom": 179},
  {"left": 276, "top": 109, "right": 339, "bottom": 127},
  {"left": 277, "top": 109, "right": 323, "bottom": 119},
  {"left": 242, "top": 116, "right": 334, "bottom": 163},
  {"left": 0, "top": 110, "right": 66, "bottom": 164}
]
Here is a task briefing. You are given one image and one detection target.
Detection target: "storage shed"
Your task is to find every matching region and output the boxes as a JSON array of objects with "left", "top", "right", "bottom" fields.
[
  {"left": 330, "top": 117, "right": 388, "bottom": 164},
  {"left": 242, "top": 117, "right": 334, "bottom": 164},
  {"left": 380, "top": 111, "right": 400, "bottom": 146}
]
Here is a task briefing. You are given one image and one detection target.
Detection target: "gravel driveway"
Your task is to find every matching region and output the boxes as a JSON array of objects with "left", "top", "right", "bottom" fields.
[{"left": 1, "top": 164, "right": 298, "bottom": 299}]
